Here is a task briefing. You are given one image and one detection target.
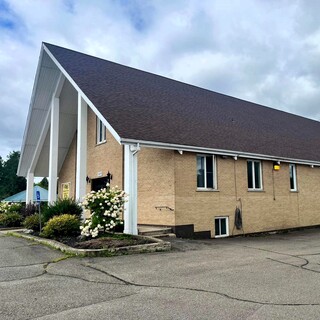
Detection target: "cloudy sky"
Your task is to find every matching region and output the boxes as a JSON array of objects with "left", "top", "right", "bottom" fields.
[{"left": 0, "top": 0, "right": 319, "bottom": 159}]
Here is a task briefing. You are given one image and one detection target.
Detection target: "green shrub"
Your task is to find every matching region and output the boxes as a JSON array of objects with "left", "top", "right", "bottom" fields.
[
  {"left": 41, "top": 214, "right": 80, "bottom": 239},
  {"left": 7, "top": 203, "right": 23, "bottom": 213},
  {"left": 23, "top": 214, "right": 43, "bottom": 232},
  {"left": 0, "top": 212, "right": 22, "bottom": 227},
  {"left": 42, "top": 198, "right": 82, "bottom": 222}
]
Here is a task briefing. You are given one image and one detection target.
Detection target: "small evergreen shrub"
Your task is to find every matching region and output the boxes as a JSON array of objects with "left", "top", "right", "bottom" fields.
[
  {"left": 0, "top": 212, "right": 22, "bottom": 227},
  {"left": 23, "top": 214, "right": 43, "bottom": 232},
  {"left": 42, "top": 198, "right": 82, "bottom": 222},
  {"left": 41, "top": 214, "right": 81, "bottom": 239}
]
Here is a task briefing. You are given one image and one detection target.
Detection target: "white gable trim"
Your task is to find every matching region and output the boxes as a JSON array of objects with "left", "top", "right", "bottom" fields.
[
  {"left": 17, "top": 47, "right": 45, "bottom": 175},
  {"left": 43, "top": 43, "right": 121, "bottom": 144}
]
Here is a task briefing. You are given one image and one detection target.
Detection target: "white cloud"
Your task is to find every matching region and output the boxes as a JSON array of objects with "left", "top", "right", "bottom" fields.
[{"left": 0, "top": 0, "right": 319, "bottom": 159}]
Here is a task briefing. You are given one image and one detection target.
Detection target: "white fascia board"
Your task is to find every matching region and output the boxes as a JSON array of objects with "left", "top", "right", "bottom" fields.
[
  {"left": 43, "top": 44, "right": 121, "bottom": 144},
  {"left": 121, "top": 138, "right": 320, "bottom": 167},
  {"left": 17, "top": 47, "right": 45, "bottom": 176}
]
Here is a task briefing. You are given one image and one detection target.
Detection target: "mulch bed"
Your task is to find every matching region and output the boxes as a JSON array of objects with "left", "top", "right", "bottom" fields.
[{"left": 58, "top": 234, "right": 154, "bottom": 249}]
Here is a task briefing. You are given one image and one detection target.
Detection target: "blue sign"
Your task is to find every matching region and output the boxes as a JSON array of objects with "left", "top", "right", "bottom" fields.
[{"left": 36, "top": 190, "right": 41, "bottom": 203}]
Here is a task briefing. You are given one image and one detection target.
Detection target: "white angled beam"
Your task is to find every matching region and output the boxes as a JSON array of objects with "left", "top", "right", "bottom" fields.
[
  {"left": 124, "top": 144, "right": 140, "bottom": 235},
  {"left": 48, "top": 97, "right": 59, "bottom": 203},
  {"left": 29, "top": 74, "right": 65, "bottom": 174},
  {"left": 26, "top": 171, "right": 34, "bottom": 203},
  {"left": 76, "top": 93, "right": 87, "bottom": 206}
]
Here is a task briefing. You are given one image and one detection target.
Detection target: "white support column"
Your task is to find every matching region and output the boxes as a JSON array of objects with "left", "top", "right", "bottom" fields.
[
  {"left": 48, "top": 97, "right": 59, "bottom": 203},
  {"left": 26, "top": 171, "right": 34, "bottom": 204},
  {"left": 76, "top": 93, "right": 87, "bottom": 205},
  {"left": 124, "top": 144, "right": 140, "bottom": 235}
]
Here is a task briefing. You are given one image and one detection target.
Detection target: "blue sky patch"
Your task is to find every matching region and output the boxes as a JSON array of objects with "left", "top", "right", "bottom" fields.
[
  {"left": 0, "top": 0, "right": 16, "bottom": 30},
  {"left": 117, "top": 0, "right": 152, "bottom": 32}
]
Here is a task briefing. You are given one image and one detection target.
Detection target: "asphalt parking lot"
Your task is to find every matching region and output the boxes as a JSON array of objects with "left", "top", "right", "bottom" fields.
[{"left": 1, "top": 229, "right": 320, "bottom": 319}]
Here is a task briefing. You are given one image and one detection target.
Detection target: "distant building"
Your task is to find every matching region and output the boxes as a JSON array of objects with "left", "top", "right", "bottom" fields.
[{"left": 2, "top": 186, "right": 48, "bottom": 203}]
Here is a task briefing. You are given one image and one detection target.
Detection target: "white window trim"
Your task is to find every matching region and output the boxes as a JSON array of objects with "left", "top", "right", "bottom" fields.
[
  {"left": 96, "top": 117, "right": 106, "bottom": 144},
  {"left": 197, "top": 154, "right": 217, "bottom": 190},
  {"left": 247, "top": 160, "right": 263, "bottom": 191},
  {"left": 214, "top": 216, "right": 229, "bottom": 238},
  {"left": 289, "top": 163, "right": 297, "bottom": 191}
]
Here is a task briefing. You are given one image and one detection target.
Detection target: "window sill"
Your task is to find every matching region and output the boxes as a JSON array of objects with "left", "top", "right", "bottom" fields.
[
  {"left": 96, "top": 140, "right": 107, "bottom": 146},
  {"left": 196, "top": 188, "right": 219, "bottom": 192},
  {"left": 215, "top": 234, "right": 229, "bottom": 238},
  {"left": 290, "top": 190, "right": 299, "bottom": 193},
  {"left": 247, "top": 189, "right": 264, "bottom": 192}
]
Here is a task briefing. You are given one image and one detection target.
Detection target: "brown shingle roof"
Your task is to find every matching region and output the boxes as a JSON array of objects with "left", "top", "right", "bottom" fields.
[{"left": 44, "top": 43, "right": 320, "bottom": 162}]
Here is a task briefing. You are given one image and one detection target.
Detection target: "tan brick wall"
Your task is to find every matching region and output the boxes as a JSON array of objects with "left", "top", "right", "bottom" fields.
[
  {"left": 137, "top": 148, "right": 175, "bottom": 226},
  {"left": 175, "top": 153, "right": 320, "bottom": 237},
  {"left": 58, "top": 134, "right": 77, "bottom": 199},
  {"left": 58, "top": 107, "right": 123, "bottom": 199},
  {"left": 86, "top": 108, "right": 123, "bottom": 193},
  {"left": 58, "top": 109, "right": 320, "bottom": 237}
]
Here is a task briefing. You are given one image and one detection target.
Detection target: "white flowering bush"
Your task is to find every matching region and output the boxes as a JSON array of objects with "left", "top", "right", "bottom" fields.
[
  {"left": 0, "top": 202, "right": 14, "bottom": 214},
  {"left": 80, "top": 184, "right": 126, "bottom": 238}
]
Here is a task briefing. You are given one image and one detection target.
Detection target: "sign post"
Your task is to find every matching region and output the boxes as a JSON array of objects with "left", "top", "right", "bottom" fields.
[{"left": 36, "top": 191, "right": 41, "bottom": 231}]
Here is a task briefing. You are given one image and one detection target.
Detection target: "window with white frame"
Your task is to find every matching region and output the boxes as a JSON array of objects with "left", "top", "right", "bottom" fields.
[
  {"left": 197, "top": 155, "right": 215, "bottom": 189},
  {"left": 247, "top": 160, "right": 262, "bottom": 190},
  {"left": 289, "top": 164, "right": 297, "bottom": 191},
  {"left": 215, "top": 216, "right": 229, "bottom": 237},
  {"left": 96, "top": 117, "right": 106, "bottom": 144}
]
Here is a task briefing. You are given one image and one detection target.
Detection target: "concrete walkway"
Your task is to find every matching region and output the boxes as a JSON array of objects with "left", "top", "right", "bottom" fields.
[{"left": 1, "top": 229, "right": 320, "bottom": 319}]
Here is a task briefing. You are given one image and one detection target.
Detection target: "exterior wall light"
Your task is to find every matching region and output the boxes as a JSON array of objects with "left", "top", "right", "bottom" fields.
[{"left": 273, "top": 163, "right": 280, "bottom": 171}]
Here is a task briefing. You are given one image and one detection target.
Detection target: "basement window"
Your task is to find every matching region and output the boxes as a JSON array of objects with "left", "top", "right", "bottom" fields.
[
  {"left": 247, "top": 160, "right": 262, "bottom": 190},
  {"left": 289, "top": 164, "right": 297, "bottom": 191},
  {"left": 96, "top": 117, "right": 106, "bottom": 144},
  {"left": 197, "top": 155, "right": 216, "bottom": 189},
  {"left": 215, "top": 216, "right": 229, "bottom": 238}
]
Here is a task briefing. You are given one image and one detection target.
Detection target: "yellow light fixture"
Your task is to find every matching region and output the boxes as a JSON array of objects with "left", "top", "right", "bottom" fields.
[{"left": 273, "top": 163, "right": 280, "bottom": 171}]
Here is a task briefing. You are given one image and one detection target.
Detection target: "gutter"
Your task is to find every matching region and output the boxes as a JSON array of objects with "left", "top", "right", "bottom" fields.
[{"left": 121, "top": 138, "right": 320, "bottom": 167}]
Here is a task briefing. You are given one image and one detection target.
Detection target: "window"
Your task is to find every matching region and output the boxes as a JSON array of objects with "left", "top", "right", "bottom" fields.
[
  {"left": 215, "top": 216, "right": 229, "bottom": 237},
  {"left": 289, "top": 164, "right": 297, "bottom": 191},
  {"left": 247, "top": 160, "right": 262, "bottom": 190},
  {"left": 96, "top": 117, "right": 106, "bottom": 144},
  {"left": 197, "top": 155, "right": 215, "bottom": 189}
]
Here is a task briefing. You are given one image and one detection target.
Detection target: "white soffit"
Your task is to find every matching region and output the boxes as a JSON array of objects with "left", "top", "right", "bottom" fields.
[{"left": 18, "top": 49, "right": 61, "bottom": 177}]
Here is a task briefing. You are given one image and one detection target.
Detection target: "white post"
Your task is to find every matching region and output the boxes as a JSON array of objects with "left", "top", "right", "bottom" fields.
[
  {"left": 26, "top": 171, "right": 34, "bottom": 203},
  {"left": 76, "top": 93, "right": 87, "bottom": 207},
  {"left": 124, "top": 144, "right": 139, "bottom": 235},
  {"left": 48, "top": 97, "right": 59, "bottom": 203}
]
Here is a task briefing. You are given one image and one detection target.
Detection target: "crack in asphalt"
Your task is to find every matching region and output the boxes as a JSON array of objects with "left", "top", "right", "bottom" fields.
[
  {"left": 0, "top": 262, "right": 48, "bottom": 269},
  {"left": 3, "top": 242, "right": 320, "bottom": 311},
  {"left": 28, "top": 292, "right": 141, "bottom": 320},
  {"left": 83, "top": 263, "right": 320, "bottom": 307},
  {"left": 240, "top": 244, "right": 320, "bottom": 273}
]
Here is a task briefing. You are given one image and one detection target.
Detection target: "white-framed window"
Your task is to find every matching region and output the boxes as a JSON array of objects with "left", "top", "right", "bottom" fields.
[
  {"left": 289, "top": 164, "right": 297, "bottom": 191},
  {"left": 215, "top": 216, "right": 229, "bottom": 238},
  {"left": 247, "top": 160, "right": 262, "bottom": 190},
  {"left": 197, "top": 155, "right": 216, "bottom": 189},
  {"left": 96, "top": 117, "right": 106, "bottom": 144}
]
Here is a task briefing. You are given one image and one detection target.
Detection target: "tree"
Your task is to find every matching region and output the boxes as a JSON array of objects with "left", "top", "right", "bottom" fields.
[
  {"left": 36, "top": 177, "right": 48, "bottom": 190},
  {"left": 0, "top": 151, "right": 26, "bottom": 200}
]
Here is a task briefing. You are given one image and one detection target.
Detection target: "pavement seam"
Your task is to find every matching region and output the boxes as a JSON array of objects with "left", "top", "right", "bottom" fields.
[
  {"left": 30, "top": 292, "right": 141, "bottom": 320},
  {"left": 83, "top": 263, "right": 320, "bottom": 307}
]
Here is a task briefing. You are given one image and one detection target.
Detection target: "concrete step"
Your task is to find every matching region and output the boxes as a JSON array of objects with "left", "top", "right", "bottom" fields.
[
  {"left": 138, "top": 226, "right": 173, "bottom": 237},
  {"left": 151, "top": 233, "right": 176, "bottom": 239}
]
